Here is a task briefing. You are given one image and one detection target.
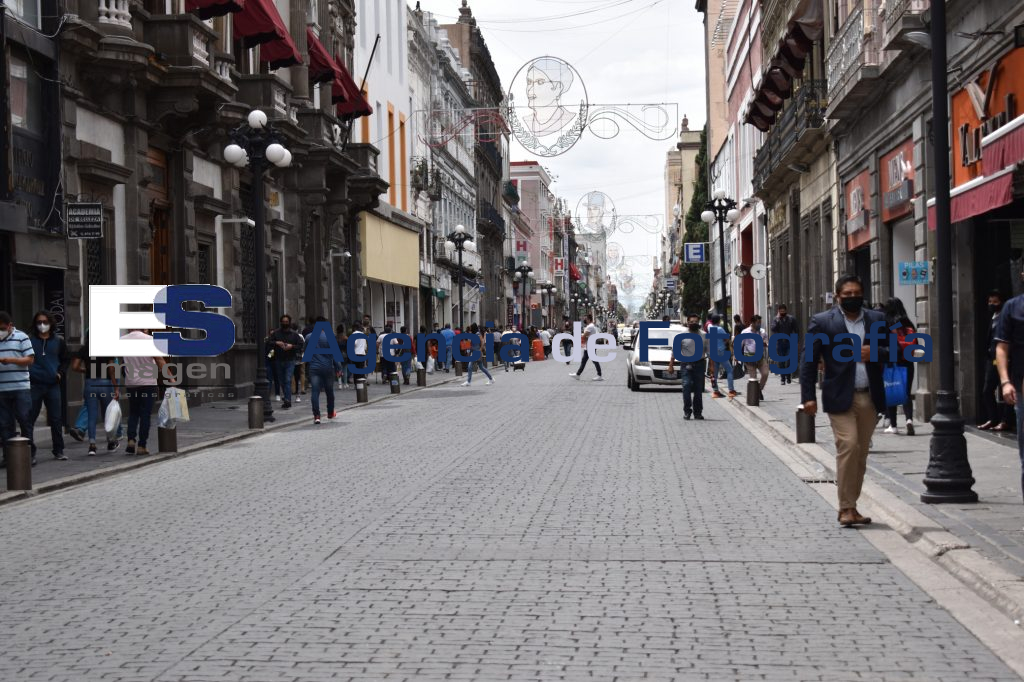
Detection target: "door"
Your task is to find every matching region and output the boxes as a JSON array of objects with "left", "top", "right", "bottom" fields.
[{"left": 150, "top": 207, "right": 171, "bottom": 286}]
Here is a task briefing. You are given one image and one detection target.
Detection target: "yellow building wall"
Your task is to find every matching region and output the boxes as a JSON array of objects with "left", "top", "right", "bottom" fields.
[{"left": 359, "top": 213, "right": 419, "bottom": 288}]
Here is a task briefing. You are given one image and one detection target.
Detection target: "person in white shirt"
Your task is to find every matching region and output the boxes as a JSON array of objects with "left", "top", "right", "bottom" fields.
[
  {"left": 538, "top": 327, "right": 552, "bottom": 357},
  {"left": 741, "top": 314, "right": 770, "bottom": 398},
  {"left": 501, "top": 326, "right": 516, "bottom": 371},
  {"left": 570, "top": 315, "right": 604, "bottom": 381}
]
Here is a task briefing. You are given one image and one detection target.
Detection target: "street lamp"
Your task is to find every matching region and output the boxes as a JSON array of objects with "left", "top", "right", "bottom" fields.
[
  {"left": 225, "top": 109, "right": 292, "bottom": 424},
  {"left": 513, "top": 263, "right": 533, "bottom": 330},
  {"left": 445, "top": 224, "right": 475, "bottom": 330},
  {"left": 542, "top": 283, "right": 556, "bottom": 327},
  {"left": 701, "top": 189, "right": 740, "bottom": 319},
  {"left": 922, "top": 0, "right": 977, "bottom": 503}
]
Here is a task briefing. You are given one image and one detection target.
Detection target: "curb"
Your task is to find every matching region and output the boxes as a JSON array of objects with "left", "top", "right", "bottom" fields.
[
  {"left": 0, "top": 376, "right": 460, "bottom": 508},
  {"left": 730, "top": 396, "right": 1024, "bottom": 623}
]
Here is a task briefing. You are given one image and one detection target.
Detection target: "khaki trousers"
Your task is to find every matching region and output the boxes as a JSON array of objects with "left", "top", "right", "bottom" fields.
[
  {"left": 744, "top": 356, "right": 769, "bottom": 390},
  {"left": 827, "top": 391, "right": 877, "bottom": 509}
]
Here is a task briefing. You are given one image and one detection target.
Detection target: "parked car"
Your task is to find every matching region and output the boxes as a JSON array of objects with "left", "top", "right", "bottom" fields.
[
  {"left": 626, "top": 324, "right": 686, "bottom": 391},
  {"left": 620, "top": 323, "right": 640, "bottom": 349}
]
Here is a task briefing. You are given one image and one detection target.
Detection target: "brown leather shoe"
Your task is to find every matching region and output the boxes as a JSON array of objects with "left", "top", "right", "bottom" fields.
[{"left": 838, "top": 508, "right": 871, "bottom": 526}]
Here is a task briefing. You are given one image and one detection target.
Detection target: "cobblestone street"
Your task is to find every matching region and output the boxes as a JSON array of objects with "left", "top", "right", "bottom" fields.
[{"left": 1, "top": 356, "right": 1019, "bottom": 681}]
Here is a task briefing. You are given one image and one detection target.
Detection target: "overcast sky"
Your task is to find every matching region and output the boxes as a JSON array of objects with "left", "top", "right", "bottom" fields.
[{"left": 413, "top": 0, "right": 708, "bottom": 309}]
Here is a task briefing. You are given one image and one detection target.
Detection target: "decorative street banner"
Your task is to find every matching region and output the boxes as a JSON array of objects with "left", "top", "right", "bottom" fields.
[
  {"left": 899, "top": 261, "right": 929, "bottom": 285},
  {"left": 576, "top": 191, "right": 614, "bottom": 235}
]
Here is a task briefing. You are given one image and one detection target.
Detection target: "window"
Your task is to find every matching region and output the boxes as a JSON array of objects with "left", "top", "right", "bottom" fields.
[
  {"left": 10, "top": 0, "right": 41, "bottom": 28},
  {"left": 10, "top": 53, "right": 43, "bottom": 135}
]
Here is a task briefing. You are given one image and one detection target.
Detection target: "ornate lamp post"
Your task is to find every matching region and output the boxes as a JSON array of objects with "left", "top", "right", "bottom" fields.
[
  {"left": 701, "top": 189, "right": 740, "bottom": 317},
  {"left": 224, "top": 109, "right": 292, "bottom": 423},
  {"left": 543, "top": 283, "right": 556, "bottom": 327},
  {"left": 514, "top": 263, "right": 533, "bottom": 330},
  {"left": 445, "top": 224, "right": 475, "bottom": 330}
]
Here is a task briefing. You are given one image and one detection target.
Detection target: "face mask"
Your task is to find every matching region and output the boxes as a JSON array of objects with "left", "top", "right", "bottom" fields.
[
  {"left": 0, "top": 328, "right": 10, "bottom": 340},
  {"left": 688, "top": 323, "right": 699, "bottom": 331},
  {"left": 840, "top": 296, "right": 864, "bottom": 314},
  {"left": 989, "top": 304, "right": 1001, "bottom": 314},
  {"left": 37, "top": 323, "right": 50, "bottom": 333}
]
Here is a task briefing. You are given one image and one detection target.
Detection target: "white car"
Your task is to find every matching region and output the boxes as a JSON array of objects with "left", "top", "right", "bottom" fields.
[
  {"left": 620, "top": 324, "right": 639, "bottom": 349},
  {"left": 626, "top": 325, "right": 686, "bottom": 391}
]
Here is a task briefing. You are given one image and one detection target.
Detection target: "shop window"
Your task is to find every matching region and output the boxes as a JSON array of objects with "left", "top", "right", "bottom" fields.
[{"left": 10, "top": 53, "right": 43, "bottom": 135}]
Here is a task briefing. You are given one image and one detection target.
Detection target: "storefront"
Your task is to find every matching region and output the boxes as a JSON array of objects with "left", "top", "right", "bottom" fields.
[
  {"left": 844, "top": 170, "right": 872, "bottom": 293},
  {"left": 880, "top": 140, "right": 917, "bottom": 300},
  {"left": 358, "top": 210, "right": 421, "bottom": 330}
]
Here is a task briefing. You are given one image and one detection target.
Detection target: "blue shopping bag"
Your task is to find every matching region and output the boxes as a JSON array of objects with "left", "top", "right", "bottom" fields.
[{"left": 883, "top": 364, "right": 908, "bottom": 407}]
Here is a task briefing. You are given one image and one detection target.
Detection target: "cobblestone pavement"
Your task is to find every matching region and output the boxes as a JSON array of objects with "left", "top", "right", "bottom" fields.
[{"left": 0, "top": 355, "right": 1019, "bottom": 681}]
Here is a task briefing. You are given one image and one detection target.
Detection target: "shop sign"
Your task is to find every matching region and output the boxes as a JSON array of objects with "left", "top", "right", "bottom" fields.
[
  {"left": 844, "top": 170, "right": 872, "bottom": 252},
  {"left": 951, "top": 46, "right": 1024, "bottom": 187},
  {"left": 67, "top": 203, "right": 104, "bottom": 239},
  {"left": 880, "top": 139, "right": 914, "bottom": 222},
  {"left": 899, "top": 261, "right": 930, "bottom": 286}
]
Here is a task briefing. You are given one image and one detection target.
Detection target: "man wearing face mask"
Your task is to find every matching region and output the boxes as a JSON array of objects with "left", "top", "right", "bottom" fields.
[
  {"left": 0, "top": 311, "right": 36, "bottom": 467},
  {"left": 29, "top": 312, "right": 70, "bottom": 461},
  {"left": 667, "top": 313, "right": 707, "bottom": 420},
  {"left": 801, "top": 275, "right": 888, "bottom": 527},
  {"left": 979, "top": 290, "right": 1012, "bottom": 431}
]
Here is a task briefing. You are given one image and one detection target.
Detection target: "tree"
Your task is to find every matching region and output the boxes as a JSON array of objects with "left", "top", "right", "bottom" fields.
[{"left": 678, "top": 127, "right": 710, "bottom": 319}]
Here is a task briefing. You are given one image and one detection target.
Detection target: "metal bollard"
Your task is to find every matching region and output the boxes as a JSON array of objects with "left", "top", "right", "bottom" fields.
[
  {"left": 4, "top": 437, "right": 32, "bottom": 491},
  {"left": 356, "top": 378, "right": 368, "bottom": 403},
  {"left": 454, "top": 362, "right": 463, "bottom": 376},
  {"left": 416, "top": 368, "right": 427, "bottom": 386},
  {"left": 157, "top": 426, "right": 178, "bottom": 453},
  {"left": 248, "top": 395, "right": 264, "bottom": 429},
  {"left": 746, "top": 379, "right": 760, "bottom": 406},
  {"left": 390, "top": 372, "right": 401, "bottom": 394},
  {"left": 796, "top": 405, "right": 816, "bottom": 443}
]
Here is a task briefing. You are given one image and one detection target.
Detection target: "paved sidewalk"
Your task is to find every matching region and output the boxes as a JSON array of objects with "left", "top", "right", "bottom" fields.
[
  {"left": 732, "top": 377, "right": 1024, "bottom": 579},
  {"left": 1, "top": 363, "right": 479, "bottom": 494}
]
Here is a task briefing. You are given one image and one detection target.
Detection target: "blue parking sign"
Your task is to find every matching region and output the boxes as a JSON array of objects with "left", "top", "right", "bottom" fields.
[{"left": 684, "top": 243, "right": 706, "bottom": 263}]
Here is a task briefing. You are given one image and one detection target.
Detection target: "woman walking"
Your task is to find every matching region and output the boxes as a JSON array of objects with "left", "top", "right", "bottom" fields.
[
  {"left": 883, "top": 297, "right": 917, "bottom": 435},
  {"left": 461, "top": 324, "right": 493, "bottom": 386},
  {"left": 335, "top": 324, "right": 349, "bottom": 388}
]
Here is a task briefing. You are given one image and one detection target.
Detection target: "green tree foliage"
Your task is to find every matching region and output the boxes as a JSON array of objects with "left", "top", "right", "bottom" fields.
[{"left": 679, "top": 127, "right": 709, "bottom": 319}]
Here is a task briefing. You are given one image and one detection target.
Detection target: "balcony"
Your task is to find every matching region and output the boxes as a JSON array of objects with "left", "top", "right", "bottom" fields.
[
  {"left": 478, "top": 199, "right": 506, "bottom": 235},
  {"left": 752, "top": 80, "right": 828, "bottom": 198},
  {"left": 236, "top": 74, "right": 296, "bottom": 125},
  {"left": 882, "top": 0, "right": 928, "bottom": 51},
  {"left": 826, "top": 5, "right": 881, "bottom": 120},
  {"left": 760, "top": 0, "right": 801, "bottom": 66},
  {"left": 479, "top": 139, "right": 502, "bottom": 174}
]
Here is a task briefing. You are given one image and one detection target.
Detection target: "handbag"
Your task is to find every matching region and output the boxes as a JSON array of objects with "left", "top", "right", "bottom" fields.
[
  {"left": 883, "top": 364, "right": 909, "bottom": 407},
  {"left": 426, "top": 356, "right": 436, "bottom": 374},
  {"left": 104, "top": 400, "right": 122, "bottom": 441},
  {"left": 159, "top": 387, "right": 190, "bottom": 428}
]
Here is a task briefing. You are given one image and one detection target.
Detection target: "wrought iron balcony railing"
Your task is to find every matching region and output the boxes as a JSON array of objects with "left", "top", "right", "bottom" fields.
[{"left": 752, "top": 80, "right": 828, "bottom": 194}]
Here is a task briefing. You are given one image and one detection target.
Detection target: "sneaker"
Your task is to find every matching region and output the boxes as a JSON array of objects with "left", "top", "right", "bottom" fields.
[
  {"left": 53, "top": 451, "right": 68, "bottom": 461},
  {"left": 695, "top": 415, "right": 705, "bottom": 420},
  {"left": 461, "top": 381, "right": 471, "bottom": 386},
  {"left": 125, "top": 440, "right": 137, "bottom": 456},
  {"left": 328, "top": 410, "right": 337, "bottom": 420},
  {"left": 684, "top": 413, "right": 692, "bottom": 420},
  {"left": 282, "top": 401, "right": 291, "bottom": 409},
  {"left": 712, "top": 391, "right": 724, "bottom": 399},
  {"left": 592, "top": 376, "right": 604, "bottom": 381},
  {"left": 294, "top": 396, "right": 301, "bottom": 403},
  {"left": 884, "top": 425, "right": 897, "bottom": 434},
  {"left": 69, "top": 427, "right": 85, "bottom": 442},
  {"left": 107, "top": 439, "right": 120, "bottom": 452},
  {"left": 274, "top": 395, "right": 282, "bottom": 402},
  {"left": 314, "top": 417, "right": 321, "bottom": 425},
  {"left": 486, "top": 379, "right": 494, "bottom": 385},
  {"left": 906, "top": 420, "right": 915, "bottom": 436},
  {"left": 136, "top": 446, "right": 149, "bottom": 456},
  {"left": 727, "top": 390, "right": 738, "bottom": 397},
  {"left": 88, "top": 444, "right": 98, "bottom": 456}
]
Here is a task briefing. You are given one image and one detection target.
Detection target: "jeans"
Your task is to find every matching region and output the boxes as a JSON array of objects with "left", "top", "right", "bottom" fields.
[
  {"left": 275, "top": 360, "right": 295, "bottom": 402},
  {"left": 576, "top": 350, "right": 602, "bottom": 376},
  {"left": 885, "top": 363, "right": 915, "bottom": 425},
  {"left": 981, "top": 362, "right": 1011, "bottom": 426},
  {"left": 681, "top": 359, "right": 706, "bottom": 417},
  {"left": 30, "top": 383, "right": 63, "bottom": 455},
  {"left": 126, "top": 386, "right": 157, "bottom": 447},
  {"left": 710, "top": 358, "right": 734, "bottom": 392},
  {"left": 776, "top": 339, "right": 793, "bottom": 384},
  {"left": 466, "top": 361, "right": 493, "bottom": 383},
  {"left": 1016, "top": 399, "right": 1024, "bottom": 503},
  {"left": 309, "top": 367, "right": 336, "bottom": 417},
  {"left": 0, "top": 389, "right": 34, "bottom": 455},
  {"left": 266, "top": 358, "right": 280, "bottom": 396},
  {"left": 84, "top": 379, "right": 116, "bottom": 442},
  {"left": 401, "top": 358, "right": 412, "bottom": 378}
]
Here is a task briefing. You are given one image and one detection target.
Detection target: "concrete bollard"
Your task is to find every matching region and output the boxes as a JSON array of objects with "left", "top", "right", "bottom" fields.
[
  {"left": 416, "top": 368, "right": 427, "bottom": 386},
  {"left": 356, "top": 378, "right": 368, "bottom": 403},
  {"left": 454, "top": 362, "right": 464, "bottom": 377},
  {"left": 390, "top": 372, "right": 401, "bottom": 394},
  {"left": 157, "top": 426, "right": 178, "bottom": 453},
  {"left": 746, "top": 379, "right": 760, "bottom": 406},
  {"left": 796, "top": 405, "right": 815, "bottom": 443},
  {"left": 4, "top": 437, "right": 32, "bottom": 491},
  {"left": 248, "top": 395, "right": 265, "bottom": 429}
]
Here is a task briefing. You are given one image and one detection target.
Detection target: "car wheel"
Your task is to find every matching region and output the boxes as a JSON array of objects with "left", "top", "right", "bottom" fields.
[
  {"left": 627, "top": 372, "right": 633, "bottom": 390},
  {"left": 630, "top": 372, "right": 640, "bottom": 392}
]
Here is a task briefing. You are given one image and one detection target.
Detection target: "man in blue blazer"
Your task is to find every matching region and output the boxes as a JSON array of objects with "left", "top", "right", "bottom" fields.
[{"left": 801, "top": 275, "right": 888, "bottom": 527}]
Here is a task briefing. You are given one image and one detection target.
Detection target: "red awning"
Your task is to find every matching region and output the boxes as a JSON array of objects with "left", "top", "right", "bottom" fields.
[
  {"left": 671, "top": 261, "right": 680, "bottom": 276},
  {"left": 332, "top": 55, "right": 373, "bottom": 119},
  {"left": 983, "top": 114, "right": 1024, "bottom": 176},
  {"left": 233, "top": 0, "right": 290, "bottom": 48},
  {"left": 927, "top": 166, "right": 1016, "bottom": 230},
  {"left": 186, "top": 0, "right": 244, "bottom": 19},
  {"left": 306, "top": 28, "right": 340, "bottom": 85},
  {"left": 259, "top": 31, "right": 302, "bottom": 70}
]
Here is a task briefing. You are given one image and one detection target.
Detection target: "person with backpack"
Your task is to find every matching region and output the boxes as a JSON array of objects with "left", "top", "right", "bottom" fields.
[
  {"left": 882, "top": 297, "right": 918, "bottom": 435},
  {"left": 28, "top": 311, "right": 70, "bottom": 461},
  {"left": 461, "top": 324, "right": 493, "bottom": 386}
]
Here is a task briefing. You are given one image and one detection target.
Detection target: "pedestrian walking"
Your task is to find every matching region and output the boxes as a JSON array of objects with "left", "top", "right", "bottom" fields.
[
  {"left": 461, "top": 324, "right": 494, "bottom": 386},
  {"left": 336, "top": 324, "right": 349, "bottom": 388},
  {"left": 667, "top": 313, "right": 707, "bottom": 420},
  {"left": 562, "top": 317, "right": 573, "bottom": 363},
  {"left": 801, "top": 275, "right": 888, "bottom": 527},
  {"left": 307, "top": 317, "right": 341, "bottom": 425},
  {"left": 0, "top": 311, "right": 36, "bottom": 467},
  {"left": 269, "top": 315, "right": 303, "bottom": 409},
  {"left": 440, "top": 323, "right": 455, "bottom": 372},
  {"left": 399, "top": 326, "right": 412, "bottom": 384},
  {"left": 994, "top": 281, "right": 1024, "bottom": 502},
  {"left": 980, "top": 290, "right": 1013, "bottom": 431},
  {"left": 539, "top": 326, "right": 552, "bottom": 357},
  {"left": 291, "top": 321, "right": 305, "bottom": 402},
  {"left": 28, "top": 311, "right": 69, "bottom": 461},
  {"left": 882, "top": 298, "right": 918, "bottom": 435},
  {"left": 771, "top": 304, "right": 799, "bottom": 385},
  {"left": 71, "top": 336, "right": 121, "bottom": 456},
  {"left": 707, "top": 314, "right": 735, "bottom": 398},
  {"left": 119, "top": 329, "right": 168, "bottom": 456},
  {"left": 351, "top": 322, "right": 369, "bottom": 380},
  {"left": 570, "top": 315, "right": 604, "bottom": 381},
  {"left": 741, "top": 315, "right": 769, "bottom": 399}
]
